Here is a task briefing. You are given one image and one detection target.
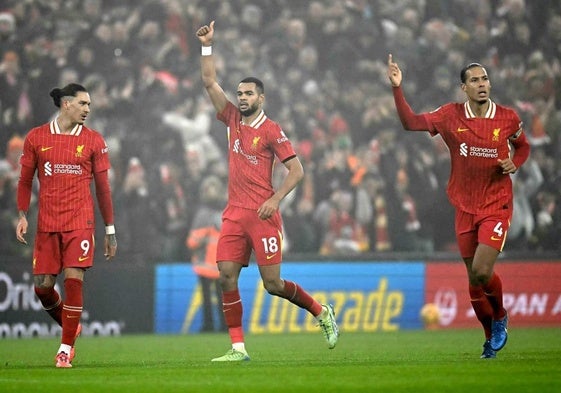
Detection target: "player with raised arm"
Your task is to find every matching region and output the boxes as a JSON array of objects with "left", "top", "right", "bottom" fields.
[
  {"left": 387, "top": 54, "right": 530, "bottom": 358},
  {"left": 196, "top": 21, "right": 338, "bottom": 362},
  {"left": 16, "top": 83, "right": 117, "bottom": 367}
]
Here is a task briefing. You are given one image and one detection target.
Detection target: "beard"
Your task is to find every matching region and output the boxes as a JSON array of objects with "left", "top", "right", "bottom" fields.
[{"left": 239, "top": 103, "right": 259, "bottom": 117}]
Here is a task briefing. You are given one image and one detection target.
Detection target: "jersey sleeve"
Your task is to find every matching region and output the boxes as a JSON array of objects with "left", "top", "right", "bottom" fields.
[
  {"left": 392, "top": 86, "right": 435, "bottom": 134},
  {"left": 92, "top": 133, "right": 111, "bottom": 173},
  {"left": 269, "top": 126, "right": 296, "bottom": 163},
  {"left": 216, "top": 101, "right": 237, "bottom": 125},
  {"left": 19, "top": 131, "right": 37, "bottom": 169}
]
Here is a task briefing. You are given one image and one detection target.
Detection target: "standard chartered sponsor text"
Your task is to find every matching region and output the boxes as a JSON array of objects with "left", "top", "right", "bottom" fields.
[
  {"left": 54, "top": 163, "right": 82, "bottom": 175},
  {"left": 469, "top": 146, "right": 498, "bottom": 158}
]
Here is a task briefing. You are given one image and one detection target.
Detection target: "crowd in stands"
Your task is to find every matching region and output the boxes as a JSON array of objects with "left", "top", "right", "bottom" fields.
[{"left": 1, "top": 0, "right": 560, "bottom": 263}]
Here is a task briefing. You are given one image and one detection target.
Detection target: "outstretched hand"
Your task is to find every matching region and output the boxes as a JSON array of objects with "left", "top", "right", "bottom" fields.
[
  {"left": 196, "top": 20, "right": 215, "bottom": 46},
  {"left": 387, "top": 54, "right": 402, "bottom": 87}
]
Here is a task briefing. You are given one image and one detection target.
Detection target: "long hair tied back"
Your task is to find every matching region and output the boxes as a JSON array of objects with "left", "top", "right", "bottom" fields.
[{"left": 49, "top": 83, "right": 87, "bottom": 107}]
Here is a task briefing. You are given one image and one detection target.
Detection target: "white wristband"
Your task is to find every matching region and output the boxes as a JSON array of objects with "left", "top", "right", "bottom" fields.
[
  {"left": 105, "top": 225, "right": 115, "bottom": 235},
  {"left": 201, "top": 46, "right": 212, "bottom": 56}
]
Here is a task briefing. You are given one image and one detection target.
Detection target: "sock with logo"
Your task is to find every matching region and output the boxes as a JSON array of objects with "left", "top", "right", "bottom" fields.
[
  {"left": 34, "top": 286, "right": 63, "bottom": 326},
  {"left": 469, "top": 284, "right": 493, "bottom": 339},
  {"left": 483, "top": 272, "right": 506, "bottom": 319},
  {"left": 280, "top": 280, "right": 323, "bottom": 317},
  {"left": 222, "top": 289, "right": 244, "bottom": 344},
  {"left": 61, "top": 278, "right": 83, "bottom": 346}
]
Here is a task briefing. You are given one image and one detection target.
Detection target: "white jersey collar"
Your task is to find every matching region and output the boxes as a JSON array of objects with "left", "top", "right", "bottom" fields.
[
  {"left": 50, "top": 118, "right": 83, "bottom": 135},
  {"left": 242, "top": 110, "right": 267, "bottom": 129},
  {"left": 464, "top": 100, "right": 496, "bottom": 119}
]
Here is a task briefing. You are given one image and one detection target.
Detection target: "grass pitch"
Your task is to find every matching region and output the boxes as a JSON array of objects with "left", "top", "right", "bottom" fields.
[{"left": 1, "top": 328, "right": 559, "bottom": 393}]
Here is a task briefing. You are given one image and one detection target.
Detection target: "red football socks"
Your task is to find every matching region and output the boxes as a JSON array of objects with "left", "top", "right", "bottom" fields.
[
  {"left": 483, "top": 273, "right": 506, "bottom": 319},
  {"left": 34, "top": 286, "right": 63, "bottom": 325},
  {"left": 469, "top": 284, "right": 493, "bottom": 339},
  {"left": 281, "top": 280, "right": 323, "bottom": 317},
  {"left": 61, "top": 278, "right": 83, "bottom": 346},
  {"left": 222, "top": 290, "right": 244, "bottom": 344}
]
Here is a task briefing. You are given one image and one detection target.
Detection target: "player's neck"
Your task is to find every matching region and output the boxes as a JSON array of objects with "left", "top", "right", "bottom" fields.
[
  {"left": 467, "top": 99, "right": 490, "bottom": 118},
  {"left": 55, "top": 116, "right": 78, "bottom": 134}
]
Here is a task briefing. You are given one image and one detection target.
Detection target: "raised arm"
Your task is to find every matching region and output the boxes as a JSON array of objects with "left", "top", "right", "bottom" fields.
[
  {"left": 387, "top": 54, "right": 430, "bottom": 131},
  {"left": 196, "top": 21, "right": 228, "bottom": 114}
]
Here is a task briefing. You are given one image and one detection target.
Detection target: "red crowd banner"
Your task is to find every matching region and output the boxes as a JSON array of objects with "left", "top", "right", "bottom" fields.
[{"left": 425, "top": 261, "right": 561, "bottom": 328}]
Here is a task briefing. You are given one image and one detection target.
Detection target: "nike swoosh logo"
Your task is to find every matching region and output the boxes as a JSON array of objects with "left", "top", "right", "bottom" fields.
[
  {"left": 41, "top": 146, "right": 54, "bottom": 151},
  {"left": 491, "top": 236, "right": 502, "bottom": 241},
  {"left": 266, "top": 253, "right": 277, "bottom": 260},
  {"left": 78, "top": 256, "right": 89, "bottom": 262},
  {"left": 457, "top": 128, "right": 469, "bottom": 132}
]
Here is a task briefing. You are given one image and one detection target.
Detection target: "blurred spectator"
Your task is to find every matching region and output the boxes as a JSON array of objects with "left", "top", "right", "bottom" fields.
[
  {"left": 389, "top": 167, "right": 426, "bottom": 252},
  {"left": 508, "top": 158, "right": 544, "bottom": 250},
  {"left": 154, "top": 161, "right": 189, "bottom": 261},
  {"left": 0, "top": 50, "right": 31, "bottom": 151},
  {"left": 531, "top": 190, "right": 561, "bottom": 251},
  {"left": 0, "top": 135, "right": 35, "bottom": 258},
  {"left": 2, "top": 135, "right": 23, "bottom": 183},
  {"left": 185, "top": 175, "right": 227, "bottom": 333},
  {"left": 162, "top": 96, "right": 223, "bottom": 166},
  {"left": 355, "top": 173, "right": 392, "bottom": 252},
  {"left": 0, "top": 11, "right": 20, "bottom": 58},
  {"left": 114, "top": 157, "right": 162, "bottom": 263},
  {"left": 0, "top": 159, "right": 20, "bottom": 256},
  {"left": 316, "top": 189, "right": 369, "bottom": 255}
]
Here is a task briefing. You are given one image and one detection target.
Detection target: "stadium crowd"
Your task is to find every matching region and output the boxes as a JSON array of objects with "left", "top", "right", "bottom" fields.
[{"left": 1, "top": 0, "right": 560, "bottom": 263}]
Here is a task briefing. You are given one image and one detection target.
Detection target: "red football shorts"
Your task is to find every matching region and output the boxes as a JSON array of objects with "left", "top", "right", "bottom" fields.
[
  {"left": 216, "top": 204, "right": 284, "bottom": 266},
  {"left": 455, "top": 207, "right": 512, "bottom": 258},
  {"left": 32, "top": 229, "right": 95, "bottom": 275}
]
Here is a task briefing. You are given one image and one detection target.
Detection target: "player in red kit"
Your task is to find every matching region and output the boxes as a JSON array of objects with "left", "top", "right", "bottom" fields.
[
  {"left": 387, "top": 55, "right": 530, "bottom": 358},
  {"left": 15, "top": 83, "right": 117, "bottom": 368},
  {"left": 196, "top": 21, "right": 338, "bottom": 361}
]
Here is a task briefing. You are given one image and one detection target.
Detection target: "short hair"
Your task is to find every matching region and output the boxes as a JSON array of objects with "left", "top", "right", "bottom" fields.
[
  {"left": 460, "top": 63, "right": 486, "bottom": 83},
  {"left": 49, "top": 83, "right": 88, "bottom": 108},
  {"left": 239, "top": 77, "right": 264, "bottom": 94}
]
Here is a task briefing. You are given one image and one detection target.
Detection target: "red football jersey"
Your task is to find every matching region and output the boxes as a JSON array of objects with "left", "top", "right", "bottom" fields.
[
  {"left": 422, "top": 100, "right": 522, "bottom": 214},
  {"left": 19, "top": 120, "right": 111, "bottom": 231},
  {"left": 217, "top": 102, "right": 297, "bottom": 210}
]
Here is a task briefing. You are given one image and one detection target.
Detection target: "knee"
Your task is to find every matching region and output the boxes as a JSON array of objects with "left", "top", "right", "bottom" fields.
[
  {"left": 33, "top": 275, "right": 55, "bottom": 289},
  {"left": 262, "top": 279, "right": 283, "bottom": 296},
  {"left": 217, "top": 270, "right": 240, "bottom": 292},
  {"left": 471, "top": 267, "right": 492, "bottom": 285}
]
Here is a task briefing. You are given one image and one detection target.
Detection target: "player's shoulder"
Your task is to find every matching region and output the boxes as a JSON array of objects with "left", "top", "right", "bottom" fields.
[
  {"left": 80, "top": 125, "right": 105, "bottom": 139},
  {"left": 77, "top": 126, "right": 109, "bottom": 153},
  {"left": 260, "top": 116, "right": 286, "bottom": 139},
  {"left": 262, "top": 115, "right": 281, "bottom": 130},
  {"left": 444, "top": 102, "right": 465, "bottom": 112},
  {"left": 24, "top": 122, "right": 50, "bottom": 142},
  {"left": 429, "top": 102, "right": 460, "bottom": 112},
  {"left": 494, "top": 102, "right": 519, "bottom": 117},
  {"left": 27, "top": 122, "right": 50, "bottom": 135},
  {"left": 254, "top": 110, "right": 278, "bottom": 129}
]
